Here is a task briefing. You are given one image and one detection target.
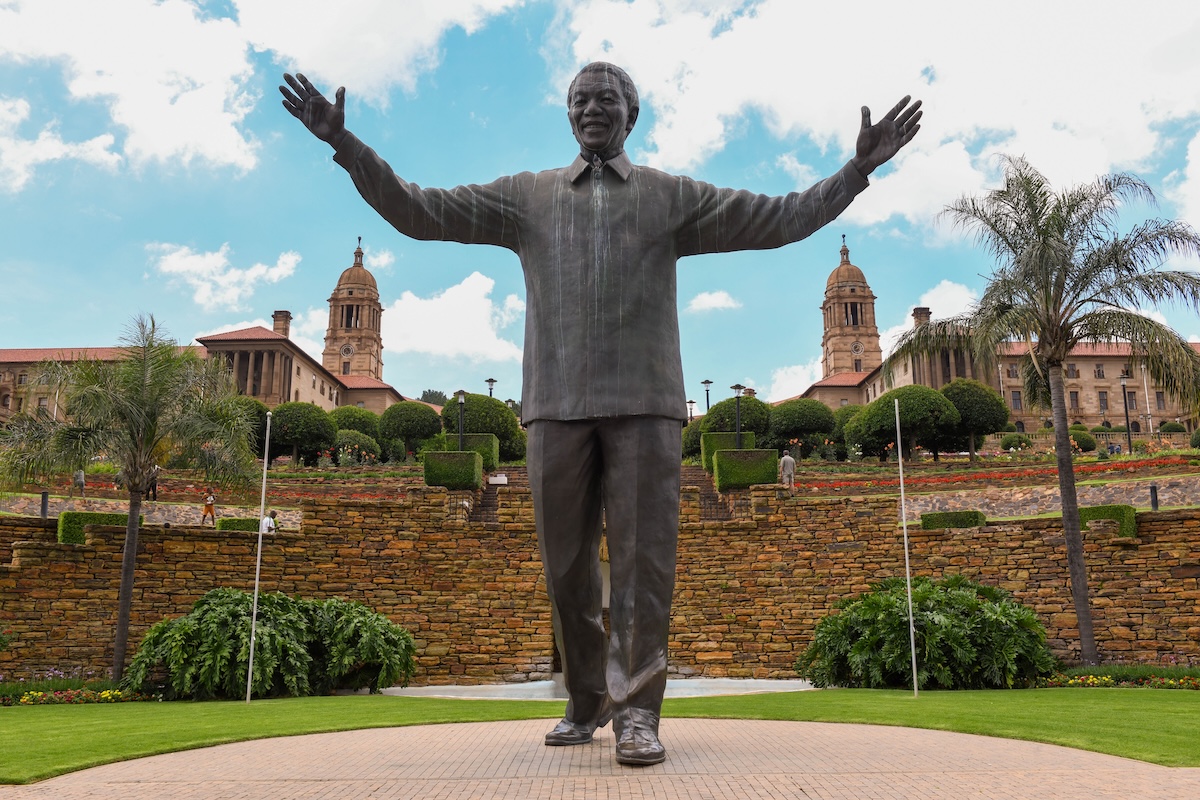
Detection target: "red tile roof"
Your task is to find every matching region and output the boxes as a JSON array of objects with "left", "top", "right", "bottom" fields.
[
  {"left": 809, "top": 371, "right": 873, "bottom": 388},
  {"left": 338, "top": 375, "right": 394, "bottom": 390},
  {"left": 0, "top": 346, "right": 202, "bottom": 363},
  {"left": 1001, "top": 341, "right": 1200, "bottom": 357},
  {"left": 195, "top": 326, "right": 286, "bottom": 343}
]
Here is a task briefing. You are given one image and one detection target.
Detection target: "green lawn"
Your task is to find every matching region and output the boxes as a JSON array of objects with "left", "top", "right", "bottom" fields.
[{"left": 3, "top": 688, "right": 1199, "bottom": 784}]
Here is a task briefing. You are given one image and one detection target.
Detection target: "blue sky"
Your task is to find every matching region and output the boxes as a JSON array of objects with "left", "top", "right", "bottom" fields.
[{"left": 2, "top": 0, "right": 1199, "bottom": 409}]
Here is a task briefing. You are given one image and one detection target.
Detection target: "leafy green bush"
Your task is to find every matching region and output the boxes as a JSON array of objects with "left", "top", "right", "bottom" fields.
[
  {"left": 700, "top": 396, "right": 770, "bottom": 436},
  {"left": 920, "top": 510, "right": 986, "bottom": 530},
  {"left": 424, "top": 451, "right": 483, "bottom": 489},
  {"left": 329, "top": 406, "right": 381, "bottom": 442},
  {"left": 438, "top": 394, "right": 523, "bottom": 461},
  {"left": 380, "top": 401, "right": 443, "bottom": 457},
  {"left": 712, "top": 449, "right": 777, "bottom": 491},
  {"left": 1079, "top": 504, "right": 1137, "bottom": 538},
  {"left": 1090, "top": 425, "right": 1111, "bottom": 433},
  {"left": 700, "top": 431, "right": 755, "bottom": 472},
  {"left": 1069, "top": 430, "right": 1097, "bottom": 452},
  {"left": 999, "top": 433, "right": 1032, "bottom": 451},
  {"left": 681, "top": 419, "right": 703, "bottom": 458},
  {"left": 1068, "top": 423, "right": 1088, "bottom": 431},
  {"left": 122, "top": 588, "right": 415, "bottom": 699},
  {"left": 1159, "top": 421, "right": 1187, "bottom": 433},
  {"left": 1193, "top": 429, "right": 1200, "bottom": 449},
  {"left": 768, "top": 399, "right": 834, "bottom": 455},
  {"left": 271, "top": 402, "right": 336, "bottom": 466},
  {"left": 57, "top": 511, "right": 142, "bottom": 544},
  {"left": 461, "top": 433, "right": 500, "bottom": 471},
  {"left": 844, "top": 385, "right": 960, "bottom": 461},
  {"left": 334, "top": 428, "right": 381, "bottom": 465},
  {"left": 796, "top": 575, "right": 1056, "bottom": 690},
  {"left": 214, "top": 517, "right": 260, "bottom": 532}
]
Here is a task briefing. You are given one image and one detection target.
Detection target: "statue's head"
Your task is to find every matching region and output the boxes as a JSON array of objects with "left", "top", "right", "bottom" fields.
[{"left": 567, "top": 62, "right": 640, "bottom": 157}]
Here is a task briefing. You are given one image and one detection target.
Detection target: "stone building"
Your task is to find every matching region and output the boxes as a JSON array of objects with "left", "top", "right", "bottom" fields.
[
  {"left": 795, "top": 243, "right": 1199, "bottom": 433},
  {"left": 0, "top": 243, "right": 404, "bottom": 426}
]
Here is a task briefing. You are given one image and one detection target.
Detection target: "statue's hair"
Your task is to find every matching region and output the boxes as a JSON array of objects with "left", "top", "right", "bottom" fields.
[{"left": 567, "top": 62, "right": 639, "bottom": 115}]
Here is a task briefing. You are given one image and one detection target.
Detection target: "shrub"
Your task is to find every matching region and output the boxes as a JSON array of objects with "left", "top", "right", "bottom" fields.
[
  {"left": 1068, "top": 423, "right": 1088, "bottom": 431},
  {"left": 796, "top": 575, "right": 1056, "bottom": 690},
  {"left": 380, "top": 401, "right": 443, "bottom": 457},
  {"left": 700, "top": 431, "right": 755, "bottom": 472},
  {"left": 1131, "top": 439, "right": 1149, "bottom": 454},
  {"left": 461, "top": 433, "right": 500, "bottom": 471},
  {"left": 681, "top": 419, "right": 703, "bottom": 459},
  {"left": 1090, "top": 425, "right": 1111, "bottom": 433},
  {"left": 1193, "top": 429, "right": 1200, "bottom": 449},
  {"left": 1096, "top": 449, "right": 1109, "bottom": 461},
  {"left": 999, "top": 433, "right": 1032, "bottom": 451},
  {"left": 1002, "top": 423, "right": 1017, "bottom": 432},
  {"left": 1159, "top": 421, "right": 1187, "bottom": 433},
  {"left": 700, "top": 396, "right": 770, "bottom": 436},
  {"left": 712, "top": 449, "right": 777, "bottom": 491},
  {"left": 1069, "top": 430, "right": 1097, "bottom": 452},
  {"left": 271, "top": 402, "right": 336, "bottom": 466},
  {"left": 438, "top": 394, "right": 523, "bottom": 462},
  {"left": 57, "top": 511, "right": 142, "bottom": 544},
  {"left": 214, "top": 517, "right": 260, "bottom": 532},
  {"left": 920, "top": 510, "right": 986, "bottom": 530},
  {"left": 424, "top": 451, "right": 483, "bottom": 489},
  {"left": 768, "top": 399, "right": 835, "bottom": 456},
  {"left": 329, "top": 406, "right": 381, "bottom": 442},
  {"left": 1079, "top": 504, "right": 1137, "bottom": 538},
  {"left": 846, "top": 385, "right": 960, "bottom": 460},
  {"left": 334, "top": 428, "right": 381, "bottom": 465},
  {"left": 122, "top": 588, "right": 415, "bottom": 699}
]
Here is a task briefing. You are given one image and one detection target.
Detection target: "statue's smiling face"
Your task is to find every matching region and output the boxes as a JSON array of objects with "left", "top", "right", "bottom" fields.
[{"left": 568, "top": 67, "right": 637, "bottom": 156}]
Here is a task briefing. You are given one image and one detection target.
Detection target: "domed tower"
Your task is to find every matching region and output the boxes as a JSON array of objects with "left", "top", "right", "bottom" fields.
[
  {"left": 323, "top": 239, "right": 384, "bottom": 380},
  {"left": 820, "top": 238, "right": 882, "bottom": 377}
]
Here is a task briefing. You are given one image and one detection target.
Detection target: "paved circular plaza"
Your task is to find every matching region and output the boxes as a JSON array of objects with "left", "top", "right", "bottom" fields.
[{"left": 3, "top": 717, "right": 1199, "bottom": 800}]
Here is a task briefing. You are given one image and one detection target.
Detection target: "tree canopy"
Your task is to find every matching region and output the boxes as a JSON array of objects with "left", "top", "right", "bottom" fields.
[
  {"left": 379, "top": 400, "right": 442, "bottom": 456},
  {"left": 329, "top": 405, "right": 380, "bottom": 443},
  {"left": 940, "top": 378, "right": 1009, "bottom": 460},
  {"left": 700, "top": 395, "right": 770, "bottom": 436},
  {"left": 271, "top": 402, "right": 336, "bottom": 465}
]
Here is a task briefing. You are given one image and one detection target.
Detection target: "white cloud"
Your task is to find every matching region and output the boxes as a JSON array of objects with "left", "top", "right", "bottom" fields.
[
  {"left": 363, "top": 248, "right": 396, "bottom": 273},
  {"left": 0, "top": 0, "right": 260, "bottom": 174},
  {"left": 382, "top": 271, "right": 523, "bottom": 362},
  {"left": 149, "top": 243, "right": 299, "bottom": 311},
  {"left": 0, "top": 97, "right": 121, "bottom": 192},
  {"left": 763, "top": 358, "right": 823, "bottom": 402},
  {"left": 552, "top": 0, "right": 1200, "bottom": 224},
  {"left": 287, "top": 307, "right": 331, "bottom": 362},
  {"left": 686, "top": 290, "right": 742, "bottom": 312},
  {"left": 879, "top": 279, "right": 978, "bottom": 355},
  {"left": 235, "top": 0, "right": 525, "bottom": 103}
]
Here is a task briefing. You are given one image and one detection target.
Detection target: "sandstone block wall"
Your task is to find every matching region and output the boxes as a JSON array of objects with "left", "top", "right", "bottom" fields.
[{"left": 1, "top": 484, "right": 1197, "bottom": 684}]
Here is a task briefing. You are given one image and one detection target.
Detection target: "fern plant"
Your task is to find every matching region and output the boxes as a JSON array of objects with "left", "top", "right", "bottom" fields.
[
  {"left": 123, "top": 589, "right": 415, "bottom": 699},
  {"left": 797, "top": 575, "right": 1056, "bottom": 690}
]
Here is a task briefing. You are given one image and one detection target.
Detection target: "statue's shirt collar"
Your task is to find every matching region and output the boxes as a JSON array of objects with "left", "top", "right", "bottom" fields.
[{"left": 567, "top": 151, "right": 633, "bottom": 183}]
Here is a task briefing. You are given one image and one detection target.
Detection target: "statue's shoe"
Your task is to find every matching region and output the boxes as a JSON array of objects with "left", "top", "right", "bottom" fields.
[
  {"left": 615, "top": 726, "right": 666, "bottom": 765},
  {"left": 544, "top": 701, "right": 612, "bottom": 746}
]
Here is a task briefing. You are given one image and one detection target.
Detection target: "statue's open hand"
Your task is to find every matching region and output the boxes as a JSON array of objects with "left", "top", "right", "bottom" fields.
[
  {"left": 851, "top": 95, "right": 922, "bottom": 177},
  {"left": 280, "top": 73, "right": 346, "bottom": 147}
]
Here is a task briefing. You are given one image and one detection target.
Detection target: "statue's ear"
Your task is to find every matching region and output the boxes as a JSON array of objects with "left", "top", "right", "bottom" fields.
[{"left": 626, "top": 106, "right": 639, "bottom": 133}]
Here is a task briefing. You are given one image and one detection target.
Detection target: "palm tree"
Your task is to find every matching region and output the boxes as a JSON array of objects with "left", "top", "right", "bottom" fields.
[
  {"left": 0, "top": 316, "right": 256, "bottom": 679},
  {"left": 885, "top": 156, "right": 1200, "bottom": 665}
]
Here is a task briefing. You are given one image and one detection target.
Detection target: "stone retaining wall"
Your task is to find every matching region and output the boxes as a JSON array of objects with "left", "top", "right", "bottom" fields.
[{"left": 1, "top": 484, "right": 1198, "bottom": 684}]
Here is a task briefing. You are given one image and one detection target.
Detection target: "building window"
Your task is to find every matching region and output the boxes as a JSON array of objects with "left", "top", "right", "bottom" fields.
[
  {"left": 37, "top": 396, "right": 48, "bottom": 409},
  {"left": 1094, "top": 364, "right": 1105, "bottom": 379},
  {"left": 1066, "top": 363, "right": 1078, "bottom": 378},
  {"left": 357, "top": 401, "right": 365, "bottom": 408},
  {"left": 1120, "top": 364, "right": 1131, "bottom": 378},
  {"left": 296, "top": 365, "right": 301, "bottom": 376},
  {"left": 0, "top": 394, "right": 8, "bottom": 408},
  {"left": 295, "top": 389, "right": 300, "bottom": 401},
  {"left": 1011, "top": 390, "right": 1022, "bottom": 410},
  {"left": 1156, "top": 391, "right": 1165, "bottom": 411},
  {"left": 16, "top": 373, "right": 27, "bottom": 385},
  {"left": 15, "top": 397, "right": 23, "bottom": 412},
  {"left": 1015, "top": 421, "right": 1025, "bottom": 433},
  {"left": 1098, "top": 391, "right": 1108, "bottom": 411},
  {"left": 1131, "top": 421, "right": 1141, "bottom": 433},
  {"left": 840, "top": 398, "right": 849, "bottom": 406},
  {"left": 853, "top": 359, "right": 862, "bottom": 371},
  {"left": 312, "top": 376, "right": 316, "bottom": 389},
  {"left": 1069, "top": 391, "right": 1079, "bottom": 410},
  {"left": 1006, "top": 364, "right": 1019, "bottom": 379},
  {"left": 320, "top": 382, "right": 326, "bottom": 397},
  {"left": 342, "top": 361, "right": 350, "bottom": 375},
  {"left": 1127, "top": 391, "right": 1137, "bottom": 410}
]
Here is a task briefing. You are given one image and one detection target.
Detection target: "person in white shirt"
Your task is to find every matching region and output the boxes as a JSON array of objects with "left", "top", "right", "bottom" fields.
[{"left": 259, "top": 510, "right": 278, "bottom": 534}]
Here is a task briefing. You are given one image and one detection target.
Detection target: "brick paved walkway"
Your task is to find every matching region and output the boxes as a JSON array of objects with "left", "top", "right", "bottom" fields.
[{"left": 3, "top": 718, "right": 1199, "bottom": 799}]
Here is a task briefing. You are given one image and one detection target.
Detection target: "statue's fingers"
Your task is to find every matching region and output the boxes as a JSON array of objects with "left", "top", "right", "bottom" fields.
[
  {"left": 900, "top": 123, "right": 921, "bottom": 146},
  {"left": 334, "top": 86, "right": 346, "bottom": 110},
  {"left": 883, "top": 94, "right": 912, "bottom": 122},
  {"left": 896, "top": 100, "right": 923, "bottom": 128},
  {"left": 860, "top": 105, "right": 872, "bottom": 130},
  {"left": 283, "top": 73, "right": 306, "bottom": 95}
]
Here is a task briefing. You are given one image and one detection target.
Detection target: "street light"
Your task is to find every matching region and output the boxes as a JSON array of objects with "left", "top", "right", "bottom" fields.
[
  {"left": 701, "top": 379, "right": 713, "bottom": 411},
  {"left": 456, "top": 389, "right": 467, "bottom": 451},
  {"left": 731, "top": 383, "right": 745, "bottom": 449},
  {"left": 485, "top": 377, "right": 496, "bottom": 397},
  {"left": 1120, "top": 376, "right": 1133, "bottom": 453},
  {"left": 687, "top": 399, "right": 695, "bottom": 422}
]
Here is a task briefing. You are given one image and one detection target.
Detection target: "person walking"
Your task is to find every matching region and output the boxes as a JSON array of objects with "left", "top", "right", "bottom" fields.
[
  {"left": 69, "top": 468, "right": 86, "bottom": 499},
  {"left": 780, "top": 448, "right": 796, "bottom": 491},
  {"left": 259, "top": 509, "right": 278, "bottom": 534},
  {"left": 201, "top": 488, "right": 216, "bottom": 525}
]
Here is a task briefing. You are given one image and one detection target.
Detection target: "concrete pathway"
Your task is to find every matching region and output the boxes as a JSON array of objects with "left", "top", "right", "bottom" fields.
[{"left": 3, "top": 716, "right": 1199, "bottom": 799}]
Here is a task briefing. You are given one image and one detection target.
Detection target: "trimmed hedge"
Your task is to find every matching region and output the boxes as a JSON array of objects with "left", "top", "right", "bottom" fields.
[
  {"left": 462, "top": 433, "right": 500, "bottom": 471},
  {"left": 712, "top": 449, "right": 777, "bottom": 492},
  {"left": 215, "top": 517, "right": 260, "bottom": 532},
  {"left": 424, "top": 451, "right": 483, "bottom": 490},
  {"left": 58, "top": 511, "right": 142, "bottom": 544},
  {"left": 1079, "top": 504, "right": 1138, "bottom": 538},
  {"left": 700, "top": 431, "right": 755, "bottom": 473},
  {"left": 921, "top": 510, "right": 987, "bottom": 530}
]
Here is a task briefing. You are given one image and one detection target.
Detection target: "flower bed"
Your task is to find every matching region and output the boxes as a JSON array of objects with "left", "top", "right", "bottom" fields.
[
  {"left": 1038, "top": 672, "right": 1200, "bottom": 690},
  {"left": 4, "top": 688, "right": 156, "bottom": 706}
]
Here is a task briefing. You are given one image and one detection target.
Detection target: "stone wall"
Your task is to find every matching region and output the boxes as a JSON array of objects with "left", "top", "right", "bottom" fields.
[{"left": 1, "top": 484, "right": 1198, "bottom": 684}]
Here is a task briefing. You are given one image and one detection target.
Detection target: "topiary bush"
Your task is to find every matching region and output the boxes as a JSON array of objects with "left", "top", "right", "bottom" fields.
[
  {"left": 329, "top": 406, "right": 381, "bottom": 442},
  {"left": 122, "top": 588, "right": 416, "bottom": 699},
  {"left": 700, "top": 396, "right": 770, "bottom": 436},
  {"left": 700, "top": 431, "right": 755, "bottom": 472},
  {"left": 1159, "top": 421, "right": 1187, "bottom": 433},
  {"left": 681, "top": 419, "right": 703, "bottom": 459},
  {"left": 439, "top": 393, "right": 523, "bottom": 462},
  {"left": 460, "top": 433, "right": 500, "bottom": 471},
  {"left": 1068, "top": 423, "right": 1088, "bottom": 431},
  {"left": 334, "top": 428, "right": 381, "bottom": 465},
  {"left": 712, "top": 449, "right": 777, "bottom": 491},
  {"left": 1079, "top": 504, "right": 1137, "bottom": 538},
  {"left": 424, "top": 451, "right": 483, "bottom": 490},
  {"left": 215, "top": 517, "right": 260, "bottom": 532},
  {"left": 999, "top": 433, "right": 1032, "bottom": 451},
  {"left": 57, "top": 511, "right": 142, "bottom": 544},
  {"left": 1069, "top": 430, "right": 1097, "bottom": 452},
  {"left": 380, "top": 401, "right": 443, "bottom": 459},
  {"left": 796, "top": 575, "right": 1056, "bottom": 690},
  {"left": 920, "top": 510, "right": 986, "bottom": 530}
]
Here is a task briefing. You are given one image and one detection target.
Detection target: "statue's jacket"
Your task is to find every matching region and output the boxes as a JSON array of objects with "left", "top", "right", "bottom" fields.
[{"left": 334, "top": 133, "right": 868, "bottom": 423}]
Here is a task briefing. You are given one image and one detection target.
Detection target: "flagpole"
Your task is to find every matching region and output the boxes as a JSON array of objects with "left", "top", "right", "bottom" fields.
[
  {"left": 246, "top": 411, "right": 272, "bottom": 704},
  {"left": 894, "top": 399, "right": 919, "bottom": 698}
]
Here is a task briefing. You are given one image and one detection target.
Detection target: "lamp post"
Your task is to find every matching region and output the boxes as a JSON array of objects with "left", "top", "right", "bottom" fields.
[
  {"left": 687, "top": 399, "right": 695, "bottom": 422},
  {"left": 701, "top": 379, "right": 712, "bottom": 411},
  {"left": 1120, "top": 376, "right": 1133, "bottom": 453},
  {"left": 456, "top": 389, "right": 467, "bottom": 451},
  {"left": 731, "top": 384, "right": 745, "bottom": 449},
  {"left": 485, "top": 377, "right": 496, "bottom": 397}
]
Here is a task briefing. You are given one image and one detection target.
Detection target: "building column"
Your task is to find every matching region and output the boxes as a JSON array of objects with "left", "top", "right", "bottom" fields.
[{"left": 232, "top": 351, "right": 243, "bottom": 393}]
